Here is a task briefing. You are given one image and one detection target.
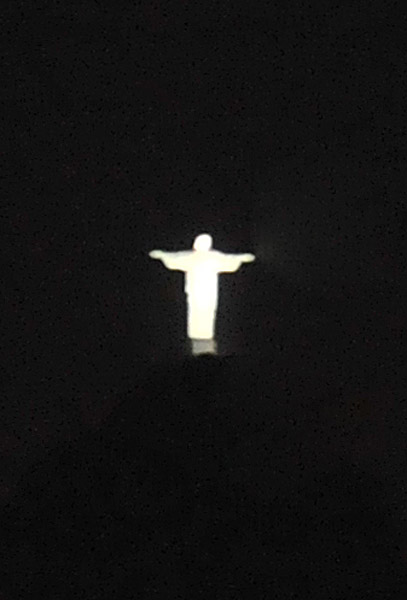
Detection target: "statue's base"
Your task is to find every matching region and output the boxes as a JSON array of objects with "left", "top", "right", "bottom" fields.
[{"left": 190, "top": 338, "right": 217, "bottom": 356}]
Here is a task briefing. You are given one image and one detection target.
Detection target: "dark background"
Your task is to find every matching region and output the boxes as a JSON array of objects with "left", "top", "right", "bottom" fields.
[{"left": 2, "top": 0, "right": 405, "bottom": 536}]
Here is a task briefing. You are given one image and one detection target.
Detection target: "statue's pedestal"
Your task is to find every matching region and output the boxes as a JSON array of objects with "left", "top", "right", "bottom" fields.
[{"left": 190, "top": 338, "right": 217, "bottom": 356}]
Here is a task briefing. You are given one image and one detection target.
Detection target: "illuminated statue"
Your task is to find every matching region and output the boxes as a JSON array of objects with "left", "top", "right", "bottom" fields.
[{"left": 149, "top": 234, "right": 255, "bottom": 342}]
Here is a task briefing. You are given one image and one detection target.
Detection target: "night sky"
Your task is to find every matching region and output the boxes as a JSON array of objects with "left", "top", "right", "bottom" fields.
[
  {"left": 1, "top": 2, "right": 407, "bottom": 595},
  {"left": 2, "top": 0, "right": 405, "bottom": 511}
]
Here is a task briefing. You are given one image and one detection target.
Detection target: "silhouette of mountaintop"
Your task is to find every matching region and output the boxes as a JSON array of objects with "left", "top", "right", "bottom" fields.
[{"left": 1, "top": 354, "right": 405, "bottom": 598}]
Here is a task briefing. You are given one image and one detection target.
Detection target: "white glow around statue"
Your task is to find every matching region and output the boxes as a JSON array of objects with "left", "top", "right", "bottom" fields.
[{"left": 149, "top": 234, "right": 255, "bottom": 341}]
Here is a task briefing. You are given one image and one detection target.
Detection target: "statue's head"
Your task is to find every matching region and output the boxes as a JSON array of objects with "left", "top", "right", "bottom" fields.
[{"left": 193, "top": 234, "right": 213, "bottom": 251}]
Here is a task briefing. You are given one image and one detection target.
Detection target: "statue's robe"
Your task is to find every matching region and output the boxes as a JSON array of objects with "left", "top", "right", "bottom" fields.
[{"left": 160, "top": 250, "right": 246, "bottom": 339}]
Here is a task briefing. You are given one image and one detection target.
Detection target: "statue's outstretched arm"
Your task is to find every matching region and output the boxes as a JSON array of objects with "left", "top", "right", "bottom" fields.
[
  {"left": 218, "top": 252, "right": 256, "bottom": 273},
  {"left": 240, "top": 253, "right": 256, "bottom": 263},
  {"left": 149, "top": 250, "right": 191, "bottom": 271}
]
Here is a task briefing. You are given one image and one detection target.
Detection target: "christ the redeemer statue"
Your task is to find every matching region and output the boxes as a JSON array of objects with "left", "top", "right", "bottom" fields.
[{"left": 149, "top": 234, "right": 255, "bottom": 343}]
